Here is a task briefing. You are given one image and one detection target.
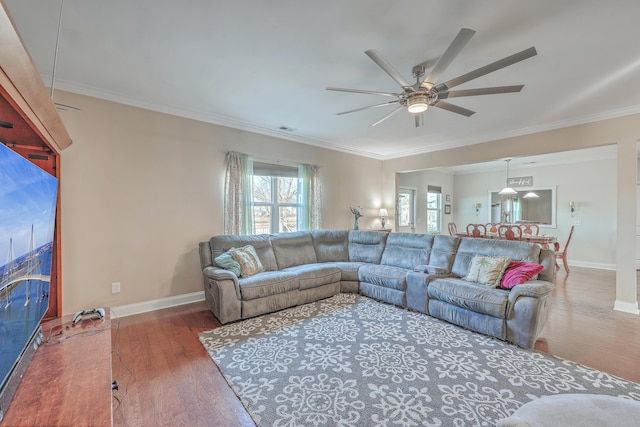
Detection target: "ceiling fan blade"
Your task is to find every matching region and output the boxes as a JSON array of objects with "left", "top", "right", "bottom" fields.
[
  {"left": 436, "top": 46, "right": 537, "bottom": 92},
  {"left": 336, "top": 100, "right": 400, "bottom": 115},
  {"left": 414, "top": 113, "right": 424, "bottom": 127},
  {"left": 365, "top": 49, "right": 414, "bottom": 91},
  {"left": 370, "top": 106, "right": 405, "bottom": 127},
  {"left": 54, "top": 102, "right": 81, "bottom": 111},
  {"left": 432, "top": 100, "right": 475, "bottom": 117},
  {"left": 326, "top": 87, "right": 400, "bottom": 97},
  {"left": 439, "top": 85, "right": 524, "bottom": 99},
  {"left": 421, "top": 28, "right": 476, "bottom": 89}
]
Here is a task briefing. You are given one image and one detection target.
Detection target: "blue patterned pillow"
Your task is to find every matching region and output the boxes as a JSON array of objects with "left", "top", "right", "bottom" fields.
[{"left": 214, "top": 248, "right": 241, "bottom": 277}]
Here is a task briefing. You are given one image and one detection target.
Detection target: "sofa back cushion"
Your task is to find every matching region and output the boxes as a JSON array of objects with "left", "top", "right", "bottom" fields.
[
  {"left": 271, "top": 231, "right": 317, "bottom": 269},
  {"left": 209, "top": 234, "right": 278, "bottom": 271},
  {"left": 429, "top": 235, "right": 460, "bottom": 273},
  {"left": 381, "top": 233, "right": 434, "bottom": 269},
  {"left": 452, "top": 238, "right": 540, "bottom": 279},
  {"left": 311, "top": 230, "right": 349, "bottom": 262},
  {"left": 348, "top": 230, "right": 388, "bottom": 264}
]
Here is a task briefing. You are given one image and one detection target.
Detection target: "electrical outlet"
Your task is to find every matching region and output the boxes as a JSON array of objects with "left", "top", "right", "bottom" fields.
[
  {"left": 111, "top": 282, "right": 121, "bottom": 293},
  {"left": 573, "top": 220, "right": 583, "bottom": 226}
]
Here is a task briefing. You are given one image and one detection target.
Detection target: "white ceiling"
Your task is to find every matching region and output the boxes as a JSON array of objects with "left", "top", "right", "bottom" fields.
[{"left": 5, "top": 0, "right": 640, "bottom": 160}]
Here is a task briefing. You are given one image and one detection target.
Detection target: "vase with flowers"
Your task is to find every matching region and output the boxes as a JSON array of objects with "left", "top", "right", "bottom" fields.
[{"left": 350, "top": 206, "right": 363, "bottom": 230}]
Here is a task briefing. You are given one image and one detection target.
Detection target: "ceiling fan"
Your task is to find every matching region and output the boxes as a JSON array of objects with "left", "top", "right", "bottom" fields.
[{"left": 327, "top": 28, "right": 537, "bottom": 127}]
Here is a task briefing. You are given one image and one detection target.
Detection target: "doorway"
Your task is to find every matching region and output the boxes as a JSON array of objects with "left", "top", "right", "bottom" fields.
[{"left": 397, "top": 187, "right": 416, "bottom": 233}]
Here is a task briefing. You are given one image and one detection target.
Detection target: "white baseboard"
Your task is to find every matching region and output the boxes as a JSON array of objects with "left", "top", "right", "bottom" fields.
[
  {"left": 567, "top": 260, "right": 616, "bottom": 271},
  {"left": 613, "top": 300, "right": 640, "bottom": 315},
  {"left": 108, "top": 260, "right": 620, "bottom": 318},
  {"left": 111, "top": 291, "right": 205, "bottom": 318}
]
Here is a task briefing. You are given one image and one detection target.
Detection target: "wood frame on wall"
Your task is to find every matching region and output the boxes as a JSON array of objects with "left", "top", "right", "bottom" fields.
[
  {"left": 0, "top": 1, "right": 72, "bottom": 151},
  {"left": 0, "top": 1, "right": 72, "bottom": 316}
]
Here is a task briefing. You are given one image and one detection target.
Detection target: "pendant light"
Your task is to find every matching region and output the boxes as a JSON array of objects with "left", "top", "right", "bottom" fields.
[
  {"left": 498, "top": 159, "right": 518, "bottom": 195},
  {"left": 523, "top": 191, "right": 539, "bottom": 198}
]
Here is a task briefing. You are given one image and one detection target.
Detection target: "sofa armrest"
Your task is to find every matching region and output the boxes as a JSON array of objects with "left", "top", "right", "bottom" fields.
[
  {"left": 203, "top": 266, "right": 238, "bottom": 282},
  {"left": 506, "top": 280, "right": 554, "bottom": 348},
  {"left": 202, "top": 266, "right": 242, "bottom": 323},
  {"left": 507, "top": 280, "right": 553, "bottom": 302},
  {"left": 406, "top": 270, "right": 451, "bottom": 314}
]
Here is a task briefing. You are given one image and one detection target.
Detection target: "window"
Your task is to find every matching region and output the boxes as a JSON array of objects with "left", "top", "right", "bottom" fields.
[
  {"left": 426, "top": 186, "right": 442, "bottom": 233},
  {"left": 252, "top": 162, "right": 299, "bottom": 234}
]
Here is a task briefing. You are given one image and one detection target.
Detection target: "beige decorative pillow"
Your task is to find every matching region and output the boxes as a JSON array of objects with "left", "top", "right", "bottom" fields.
[
  {"left": 464, "top": 255, "right": 511, "bottom": 288},
  {"left": 230, "top": 245, "right": 264, "bottom": 278}
]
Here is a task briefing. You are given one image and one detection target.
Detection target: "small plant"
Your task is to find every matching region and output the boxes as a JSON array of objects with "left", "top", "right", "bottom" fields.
[{"left": 350, "top": 206, "right": 363, "bottom": 219}]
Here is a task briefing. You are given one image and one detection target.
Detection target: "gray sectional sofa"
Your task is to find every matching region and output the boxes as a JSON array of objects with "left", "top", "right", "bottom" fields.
[{"left": 198, "top": 230, "right": 555, "bottom": 348}]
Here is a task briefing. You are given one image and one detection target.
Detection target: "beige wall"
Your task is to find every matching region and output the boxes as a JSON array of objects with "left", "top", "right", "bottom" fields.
[{"left": 57, "top": 91, "right": 382, "bottom": 314}]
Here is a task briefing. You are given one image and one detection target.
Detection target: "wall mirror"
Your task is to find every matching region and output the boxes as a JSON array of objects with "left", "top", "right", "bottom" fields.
[{"left": 488, "top": 187, "right": 557, "bottom": 228}]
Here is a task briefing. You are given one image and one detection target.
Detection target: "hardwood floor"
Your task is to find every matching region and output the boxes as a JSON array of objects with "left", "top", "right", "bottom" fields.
[
  {"left": 111, "top": 267, "right": 640, "bottom": 426},
  {"left": 535, "top": 267, "right": 640, "bottom": 383}
]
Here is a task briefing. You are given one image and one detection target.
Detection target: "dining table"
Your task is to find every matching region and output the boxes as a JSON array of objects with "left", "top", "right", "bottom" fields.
[{"left": 455, "top": 232, "right": 557, "bottom": 249}]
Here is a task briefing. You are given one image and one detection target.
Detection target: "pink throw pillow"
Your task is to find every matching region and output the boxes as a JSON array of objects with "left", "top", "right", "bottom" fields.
[{"left": 500, "top": 261, "right": 544, "bottom": 289}]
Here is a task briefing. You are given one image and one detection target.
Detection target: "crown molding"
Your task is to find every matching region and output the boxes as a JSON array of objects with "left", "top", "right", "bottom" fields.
[
  {"left": 46, "top": 75, "right": 640, "bottom": 162},
  {"left": 45, "top": 76, "right": 389, "bottom": 160}
]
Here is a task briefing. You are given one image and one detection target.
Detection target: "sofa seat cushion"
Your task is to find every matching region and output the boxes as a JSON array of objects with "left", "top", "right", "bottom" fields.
[
  {"left": 358, "top": 264, "right": 409, "bottom": 291},
  {"left": 238, "top": 271, "right": 299, "bottom": 301},
  {"left": 428, "top": 277, "right": 510, "bottom": 318},
  {"left": 283, "top": 264, "right": 342, "bottom": 291},
  {"left": 329, "top": 261, "right": 368, "bottom": 281}
]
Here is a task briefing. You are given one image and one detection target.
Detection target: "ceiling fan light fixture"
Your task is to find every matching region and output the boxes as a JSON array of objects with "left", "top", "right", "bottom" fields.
[{"left": 407, "top": 94, "right": 429, "bottom": 113}]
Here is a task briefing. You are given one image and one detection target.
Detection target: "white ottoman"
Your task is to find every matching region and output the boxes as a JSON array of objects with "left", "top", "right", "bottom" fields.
[{"left": 497, "top": 394, "right": 640, "bottom": 427}]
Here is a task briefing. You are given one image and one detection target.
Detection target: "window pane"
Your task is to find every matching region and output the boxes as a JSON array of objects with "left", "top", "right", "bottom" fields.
[
  {"left": 251, "top": 175, "right": 302, "bottom": 234},
  {"left": 399, "top": 193, "right": 410, "bottom": 226},
  {"left": 252, "top": 175, "right": 272, "bottom": 203},
  {"left": 426, "top": 191, "right": 441, "bottom": 233},
  {"left": 426, "top": 192, "right": 439, "bottom": 208},
  {"left": 279, "top": 206, "right": 297, "bottom": 232},
  {"left": 427, "top": 211, "right": 439, "bottom": 233},
  {"left": 253, "top": 206, "right": 271, "bottom": 234},
  {"left": 278, "top": 177, "right": 298, "bottom": 203}
]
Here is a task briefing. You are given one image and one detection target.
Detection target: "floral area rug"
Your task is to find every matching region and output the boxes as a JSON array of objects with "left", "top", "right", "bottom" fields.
[{"left": 199, "top": 294, "right": 640, "bottom": 426}]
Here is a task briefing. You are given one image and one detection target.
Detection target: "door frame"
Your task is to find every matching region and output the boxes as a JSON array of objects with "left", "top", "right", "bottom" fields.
[{"left": 397, "top": 187, "right": 417, "bottom": 233}]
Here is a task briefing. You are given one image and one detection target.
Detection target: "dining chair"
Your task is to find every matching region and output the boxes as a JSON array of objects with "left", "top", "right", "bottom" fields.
[
  {"left": 447, "top": 222, "right": 458, "bottom": 236},
  {"left": 555, "top": 225, "right": 575, "bottom": 273},
  {"left": 520, "top": 224, "right": 539, "bottom": 236},
  {"left": 466, "top": 223, "right": 487, "bottom": 237},
  {"left": 498, "top": 224, "right": 522, "bottom": 240},
  {"left": 485, "top": 223, "right": 499, "bottom": 234}
]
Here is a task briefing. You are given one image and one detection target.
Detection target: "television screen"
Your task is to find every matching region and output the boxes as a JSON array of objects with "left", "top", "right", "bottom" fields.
[{"left": 0, "top": 143, "right": 58, "bottom": 414}]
